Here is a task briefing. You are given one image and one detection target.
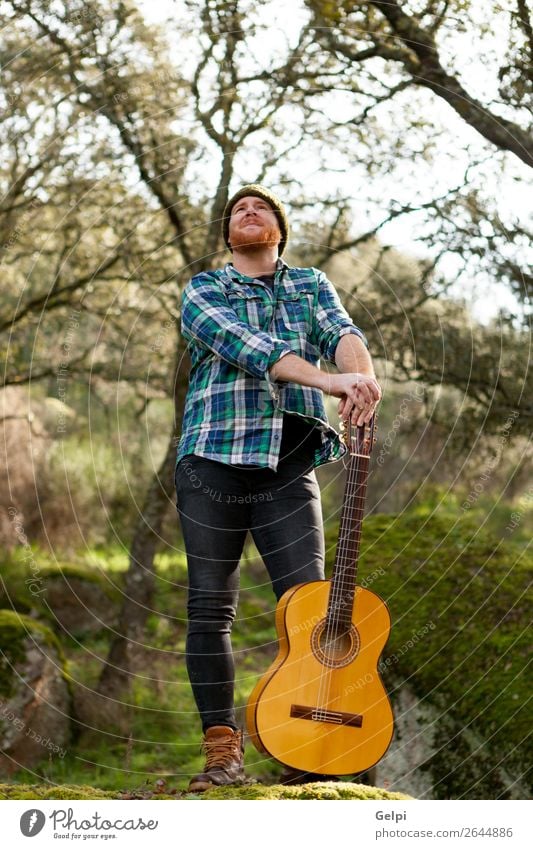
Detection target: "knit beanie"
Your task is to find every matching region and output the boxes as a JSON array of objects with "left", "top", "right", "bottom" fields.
[{"left": 222, "top": 184, "right": 289, "bottom": 255}]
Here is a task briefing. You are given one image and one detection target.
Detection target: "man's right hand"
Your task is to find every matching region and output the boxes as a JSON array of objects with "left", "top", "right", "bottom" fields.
[
  {"left": 269, "top": 354, "right": 381, "bottom": 427},
  {"left": 321, "top": 373, "right": 382, "bottom": 426}
]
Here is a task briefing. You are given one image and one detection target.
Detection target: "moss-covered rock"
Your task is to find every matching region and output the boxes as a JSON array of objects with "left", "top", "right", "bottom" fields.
[
  {"left": 0, "top": 610, "right": 63, "bottom": 698},
  {"left": 199, "top": 781, "right": 412, "bottom": 800},
  {"left": 0, "top": 611, "right": 71, "bottom": 777},
  {"left": 0, "top": 560, "right": 122, "bottom": 636},
  {"left": 0, "top": 781, "right": 412, "bottom": 800},
  {"left": 39, "top": 564, "right": 121, "bottom": 636},
  {"left": 0, "top": 783, "right": 119, "bottom": 800},
  {"left": 329, "top": 512, "right": 532, "bottom": 798}
]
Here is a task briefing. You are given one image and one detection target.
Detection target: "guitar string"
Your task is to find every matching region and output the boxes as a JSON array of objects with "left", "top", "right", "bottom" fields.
[
  {"left": 330, "top": 479, "right": 367, "bottom": 603},
  {"left": 334, "top": 477, "right": 369, "bottom": 637},
  {"left": 330, "top": 436, "right": 367, "bottom": 624},
  {"left": 315, "top": 423, "right": 369, "bottom": 717},
  {"left": 314, "top": 438, "right": 358, "bottom": 716},
  {"left": 315, "top": 436, "right": 361, "bottom": 715}
]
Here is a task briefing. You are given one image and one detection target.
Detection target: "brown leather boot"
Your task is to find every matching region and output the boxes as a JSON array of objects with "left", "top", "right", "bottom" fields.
[{"left": 188, "top": 726, "right": 246, "bottom": 793}]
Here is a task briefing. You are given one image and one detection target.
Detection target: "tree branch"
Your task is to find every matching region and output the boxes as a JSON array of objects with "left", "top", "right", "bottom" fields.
[{"left": 368, "top": 0, "right": 533, "bottom": 167}]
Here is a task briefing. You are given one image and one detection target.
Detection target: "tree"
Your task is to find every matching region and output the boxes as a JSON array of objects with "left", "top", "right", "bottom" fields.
[
  {"left": 302, "top": 0, "right": 532, "bottom": 307},
  {"left": 306, "top": 0, "right": 532, "bottom": 168},
  {"left": 2, "top": 0, "right": 529, "bottom": 703}
]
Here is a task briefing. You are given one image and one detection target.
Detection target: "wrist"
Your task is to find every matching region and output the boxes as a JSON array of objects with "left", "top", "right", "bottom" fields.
[{"left": 316, "top": 369, "right": 332, "bottom": 394}]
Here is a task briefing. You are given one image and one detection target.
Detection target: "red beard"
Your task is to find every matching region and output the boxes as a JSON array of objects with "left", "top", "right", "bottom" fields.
[{"left": 229, "top": 220, "right": 281, "bottom": 252}]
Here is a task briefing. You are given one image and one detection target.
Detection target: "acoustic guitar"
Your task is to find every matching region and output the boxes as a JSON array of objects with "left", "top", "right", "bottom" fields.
[{"left": 246, "top": 414, "right": 393, "bottom": 775}]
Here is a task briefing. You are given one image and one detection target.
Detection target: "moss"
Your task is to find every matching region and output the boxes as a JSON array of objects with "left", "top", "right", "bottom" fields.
[
  {"left": 0, "top": 784, "right": 119, "bottom": 800},
  {"left": 0, "top": 615, "right": 27, "bottom": 698},
  {"left": 199, "top": 782, "right": 412, "bottom": 800},
  {"left": 39, "top": 563, "right": 122, "bottom": 601},
  {"left": 0, "top": 781, "right": 411, "bottom": 800},
  {"left": 1, "top": 558, "right": 123, "bottom": 637},
  {"left": 420, "top": 716, "right": 513, "bottom": 800},
  {"left": 0, "top": 610, "right": 65, "bottom": 698},
  {"left": 333, "top": 511, "right": 532, "bottom": 794}
]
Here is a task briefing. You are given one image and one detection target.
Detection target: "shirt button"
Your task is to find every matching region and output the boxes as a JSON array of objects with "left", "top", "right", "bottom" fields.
[{"left": 274, "top": 434, "right": 280, "bottom": 440}]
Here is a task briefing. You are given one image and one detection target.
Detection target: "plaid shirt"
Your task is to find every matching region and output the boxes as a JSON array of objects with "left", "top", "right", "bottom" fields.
[{"left": 176, "top": 258, "right": 368, "bottom": 471}]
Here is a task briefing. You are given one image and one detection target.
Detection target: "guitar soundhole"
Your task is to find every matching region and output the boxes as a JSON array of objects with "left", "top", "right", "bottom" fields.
[{"left": 311, "top": 620, "right": 360, "bottom": 668}]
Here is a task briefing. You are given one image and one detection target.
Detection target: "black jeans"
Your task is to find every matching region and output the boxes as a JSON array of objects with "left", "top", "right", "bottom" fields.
[{"left": 174, "top": 448, "right": 325, "bottom": 732}]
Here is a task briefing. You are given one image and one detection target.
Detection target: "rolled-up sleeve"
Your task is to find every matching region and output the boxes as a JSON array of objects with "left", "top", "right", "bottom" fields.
[
  {"left": 181, "top": 273, "right": 292, "bottom": 381},
  {"left": 312, "top": 269, "right": 368, "bottom": 364}
]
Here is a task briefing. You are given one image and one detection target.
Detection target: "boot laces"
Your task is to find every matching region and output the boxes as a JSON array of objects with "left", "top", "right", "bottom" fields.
[{"left": 203, "top": 732, "right": 241, "bottom": 769}]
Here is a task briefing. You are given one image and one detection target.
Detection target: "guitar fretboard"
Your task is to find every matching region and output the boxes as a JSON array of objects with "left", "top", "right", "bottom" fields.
[{"left": 326, "top": 427, "right": 373, "bottom": 633}]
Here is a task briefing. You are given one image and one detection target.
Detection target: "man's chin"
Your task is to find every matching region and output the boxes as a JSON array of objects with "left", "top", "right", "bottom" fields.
[
  {"left": 230, "top": 225, "right": 281, "bottom": 253},
  {"left": 231, "top": 238, "right": 279, "bottom": 253}
]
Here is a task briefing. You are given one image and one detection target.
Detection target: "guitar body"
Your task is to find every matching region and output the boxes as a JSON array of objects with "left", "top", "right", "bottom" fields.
[{"left": 246, "top": 579, "right": 394, "bottom": 775}]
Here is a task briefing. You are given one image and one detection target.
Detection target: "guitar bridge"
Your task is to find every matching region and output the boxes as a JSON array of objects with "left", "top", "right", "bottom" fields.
[{"left": 290, "top": 703, "right": 363, "bottom": 728}]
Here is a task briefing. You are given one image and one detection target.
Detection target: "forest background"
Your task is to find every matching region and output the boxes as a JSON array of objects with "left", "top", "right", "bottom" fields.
[{"left": 0, "top": 0, "right": 531, "bottom": 800}]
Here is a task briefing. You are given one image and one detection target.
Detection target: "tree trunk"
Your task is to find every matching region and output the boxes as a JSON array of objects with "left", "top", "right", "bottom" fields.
[{"left": 97, "top": 347, "right": 189, "bottom": 698}]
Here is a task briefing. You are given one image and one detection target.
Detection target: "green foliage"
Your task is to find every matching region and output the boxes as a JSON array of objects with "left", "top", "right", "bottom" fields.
[
  {"left": 43, "top": 434, "right": 145, "bottom": 547},
  {"left": 0, "top": 611, "right": 64, "bottom": 698}
]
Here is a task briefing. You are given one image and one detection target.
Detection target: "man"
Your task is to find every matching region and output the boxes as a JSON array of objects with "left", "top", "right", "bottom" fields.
[{"left": 175, "top": 185, "right": 381, "bottom": 791}]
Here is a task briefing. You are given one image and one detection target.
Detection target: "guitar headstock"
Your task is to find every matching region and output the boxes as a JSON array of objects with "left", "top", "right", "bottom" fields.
[{"left": 339, "top": 413, "right": 377, "bottom": 456}]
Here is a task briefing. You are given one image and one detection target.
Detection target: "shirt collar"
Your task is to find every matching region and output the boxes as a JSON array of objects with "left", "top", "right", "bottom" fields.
[{"left": 225, "top": 257, "right": 289, "bottom": 282}]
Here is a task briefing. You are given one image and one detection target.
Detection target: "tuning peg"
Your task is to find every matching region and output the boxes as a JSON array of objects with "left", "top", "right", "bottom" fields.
[{"left": 339, "top": 418, "right": 350, "bottom": 446}]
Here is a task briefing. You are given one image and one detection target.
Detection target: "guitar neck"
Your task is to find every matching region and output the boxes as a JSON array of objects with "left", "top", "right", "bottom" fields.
[{"left": 326, "top": 423, "right": 373, "bottom": 631}]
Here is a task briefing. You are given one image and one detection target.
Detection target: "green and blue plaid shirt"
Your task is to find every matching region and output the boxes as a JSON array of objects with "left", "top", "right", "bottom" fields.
[{"left": 176, "top": 258, "right": 368, "bottom": 471}]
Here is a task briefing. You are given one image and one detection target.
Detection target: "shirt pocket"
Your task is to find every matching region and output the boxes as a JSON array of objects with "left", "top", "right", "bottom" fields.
[
  {"left": 227, "top": 288, "right": 267, "bottom": 330},
  {"left": 276, "top": 286, "right": 315, "bottom": 334}
]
